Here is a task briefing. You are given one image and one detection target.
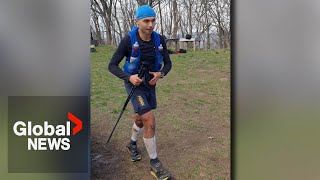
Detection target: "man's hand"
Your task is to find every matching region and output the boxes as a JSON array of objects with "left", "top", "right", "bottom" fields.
[
  {"left": 129, "top": 74, "right": 143, "bottom": 86},
  {"left": 149, "top": 71, "right": 161, "bottom": 85}
]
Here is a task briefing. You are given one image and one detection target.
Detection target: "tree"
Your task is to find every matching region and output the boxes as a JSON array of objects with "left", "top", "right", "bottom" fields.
[
  {"left": 182, "top": 0, "right": 195, "bottom": 35},
  {"left": 91, "top": 0, "right": 104, "bottom": 45},
  {"left": 210, "top": 0, "right": 230, "bottom": 48},
  {"left": 119, "top": 0, "right": 136, "bottom": 34},
  {"left": 90, "top": 0, "right": 230, "bottom": 49},
  {"left": 111, "top": 0, "right": 123, "bottom": 41},
  {"left": 136, "top": 0, "right": 157, "bottom": 7},
  {"left": 157, "top": 0, "right": 164, "bottom": 36},
  {"left": 171, "top": 0, "right": 180, "bottom": 39},
  {"left": 92, "top": 0, "right": 113, "bottom": 45}
]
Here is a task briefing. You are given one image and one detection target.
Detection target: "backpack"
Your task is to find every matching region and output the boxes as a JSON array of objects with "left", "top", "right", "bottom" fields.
[{"left": 123, "top": 26, "right": 163, "bottom": 74}]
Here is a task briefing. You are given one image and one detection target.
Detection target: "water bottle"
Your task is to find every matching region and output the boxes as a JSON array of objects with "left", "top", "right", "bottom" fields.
[
  {"left": 130, "top": 42, "right": 139, "bottom": 63},
  {"left": 158, "top": 44, "right": 163, "bottom": 51},
  {"left": 133, "top": 42, "right": 139, "bottom": 53},
  {"left": 130, "top": 56, "right": 137, "bottom": 63}
]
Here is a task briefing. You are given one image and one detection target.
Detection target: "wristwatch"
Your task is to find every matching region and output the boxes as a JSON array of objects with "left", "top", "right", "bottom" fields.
[{"left": 160, "top": 72, "right": 165, "bottom": 78}]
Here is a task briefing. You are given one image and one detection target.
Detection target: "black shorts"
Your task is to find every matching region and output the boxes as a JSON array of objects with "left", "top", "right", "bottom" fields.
[{"left": 125, "top": 83, "right": 157, "bottom": 115}]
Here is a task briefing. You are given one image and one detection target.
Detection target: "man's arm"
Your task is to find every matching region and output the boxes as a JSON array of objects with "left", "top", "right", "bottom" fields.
[
  {"left": 108, "top": 35, "right": 131, "bottom": 82},
  {"left": 159, "top": 35, "right": 172, "bottom": 76}
]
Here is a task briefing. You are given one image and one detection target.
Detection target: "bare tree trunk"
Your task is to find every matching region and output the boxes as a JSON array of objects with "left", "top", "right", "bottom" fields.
[
  {"left": 123, "top": 0, "right": 136, "bottom": 32},
  {"left": 206, "top": 29, "right": 210, "bottom": 49},
  {"left": 225, "top": 0, "right": 231, "bottom": 48},
  {"left": 162, "top": 1, "right": 173, "bottom": 38},
  {"left": 128, "top": 1, "right": 136, "bottom": 29},
  {"left": 187, "top": 0, "right": 193, "bottom": 35},
  {"left": 90, "top": 25, "right": 95, "bottom": 44},
  {"left": 94, "top": 18, "right": 103, "bottom": 44},
  {"left": 225, "top": 25, "right": 230, "bottom": 48},
  {"left": 91, "top": 1, "right": 103, "bottom": 45},
  {"left": 204, "top": 0, "right": 210, "bottom": 49},
  {"left": 158, "top": 0, "right": 164, "bottom": 36},
  {"left": 179, "top": 16, "right": 185, "bottom": 38},
  {"left": 208, "top": 0, "right": 219, "bottom": 48},
  {"left": 194, "top": 2, "right": 202, "bottom": 42},
  {"left": 217, "top": 15, "right": 223, "bottom": 48},
  {"left": 112, "top": 0, "right": 123, "bottom": 40},
  {"left": 169, "top": 1, "right": 173, "bottom": 37},
  {"left": 172, "top": 0, "right": 179, "bottom": 39},
  {"left": 119, "top": 0, "right": 131, "bottom": 34},
  {"left": 105, "top": 1, "right": 113, "bottom": 45},
  {"left": 92, "top": 0, "right": 112, "bottom": 45},
  {"left": 95, "top": 0, "right": 112, "bottom": 45}
]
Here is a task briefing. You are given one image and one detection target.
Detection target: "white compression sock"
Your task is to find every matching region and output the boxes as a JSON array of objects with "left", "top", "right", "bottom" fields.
[
  {"left": 143, "top": 136, "right": 157, "bottom": 159},
  {"left": 131, "top": 123, "right": 144, "bottom": 142}
]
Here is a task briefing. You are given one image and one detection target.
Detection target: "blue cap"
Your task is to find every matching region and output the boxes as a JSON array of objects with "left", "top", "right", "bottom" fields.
[{"left": 135, "top": 5, "right": 156, "bottom": 20}]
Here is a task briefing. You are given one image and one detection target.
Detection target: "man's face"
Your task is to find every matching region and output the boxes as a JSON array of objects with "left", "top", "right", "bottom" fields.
[{"left": 135, "top": 17, "right": 156, "bottom": 35}]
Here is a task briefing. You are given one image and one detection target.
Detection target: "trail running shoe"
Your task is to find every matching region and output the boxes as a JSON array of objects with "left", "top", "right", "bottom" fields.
[
  {"left": 126, "top": 142, "right": 141, "bottom": 162},
  {"left": 150, "top": 159, "right": 172, "bottom": 180}
]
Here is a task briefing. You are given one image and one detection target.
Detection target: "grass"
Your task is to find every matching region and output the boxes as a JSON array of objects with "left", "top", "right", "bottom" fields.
[{"left": 91, "top": 46, "right": 230, "bottom": 180}]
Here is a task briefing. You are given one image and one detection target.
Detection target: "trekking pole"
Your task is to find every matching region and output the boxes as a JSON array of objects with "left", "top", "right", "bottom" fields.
[{"left": 106, "top": 66, "right": 146, "bottom": 143}]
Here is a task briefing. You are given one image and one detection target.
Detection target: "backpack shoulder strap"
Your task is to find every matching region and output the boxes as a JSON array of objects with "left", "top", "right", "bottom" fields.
[
  {"left": 152, "top": 31, "right": 161, "bottom": 48},
  {"left": 152, "top": 31, "right": 163, "bottom": 71},
  {"left": 128, "top": 26, "right": 139, "bottom": 46}
]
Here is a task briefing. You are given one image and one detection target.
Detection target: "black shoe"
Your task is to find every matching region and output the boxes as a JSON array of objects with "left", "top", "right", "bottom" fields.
[
  {"left": 150, "top": 159, "right": 172, "bottom": 180},
  {"left": 126, "top": 142, "right": 141, "bottom": 162}
]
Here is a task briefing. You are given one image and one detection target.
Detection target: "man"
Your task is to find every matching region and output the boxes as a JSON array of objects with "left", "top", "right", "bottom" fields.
[{"left": 108, "top": 5, "right": 172, "bottom": 180}]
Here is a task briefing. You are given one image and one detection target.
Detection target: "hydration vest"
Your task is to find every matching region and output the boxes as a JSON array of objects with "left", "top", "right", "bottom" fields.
[{"left": 123, "top": 26, "right": 163, "bottom": 75}]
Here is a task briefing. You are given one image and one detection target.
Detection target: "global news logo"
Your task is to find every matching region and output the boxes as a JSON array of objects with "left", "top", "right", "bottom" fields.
[{"left": 12, "top": 112, "right": 82, "bottom": 151}]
